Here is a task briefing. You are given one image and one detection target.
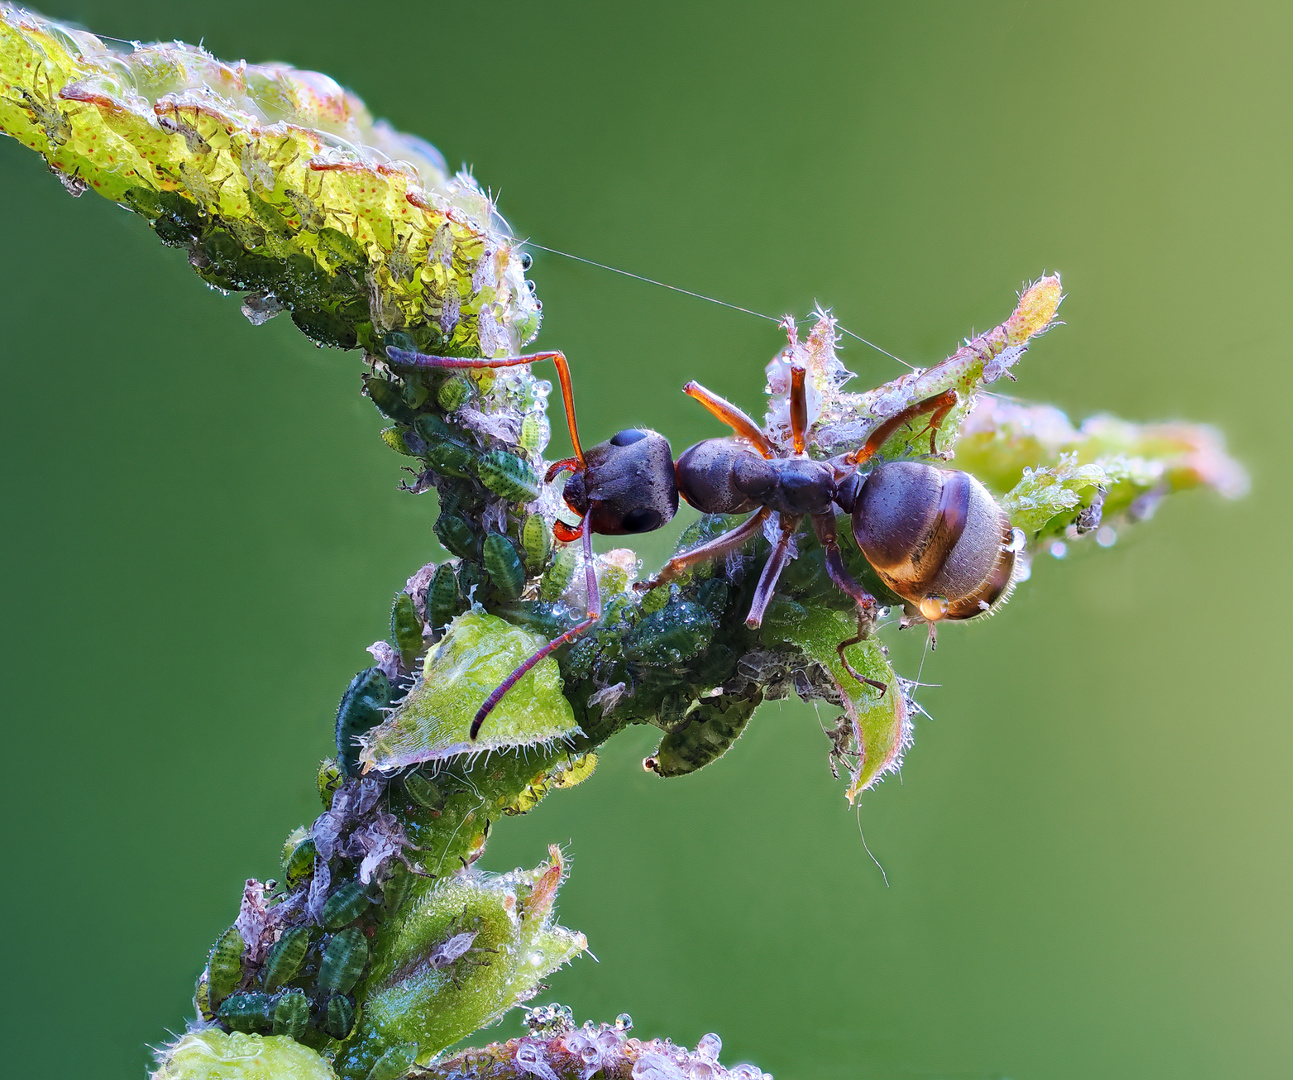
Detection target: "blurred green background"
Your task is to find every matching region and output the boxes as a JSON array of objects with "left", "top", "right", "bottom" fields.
[{"left": 1, "top": 1, "right": 1287, "bottom": 1077}]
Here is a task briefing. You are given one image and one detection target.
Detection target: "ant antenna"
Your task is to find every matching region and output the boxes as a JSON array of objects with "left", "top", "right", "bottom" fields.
[{"left": 521, "top": 239, "right": 914, "bottom": 369}]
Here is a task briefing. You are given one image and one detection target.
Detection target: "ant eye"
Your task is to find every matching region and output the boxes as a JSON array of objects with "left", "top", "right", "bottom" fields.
[
  {"left": 620, "top": 508, "right": 662, "bottom": 533},
  {"left": 520, "top": 252, "right": 533, "bottom": 270},
  {"left": 610, "top": 428, "right": 649, "bottom": 447}
]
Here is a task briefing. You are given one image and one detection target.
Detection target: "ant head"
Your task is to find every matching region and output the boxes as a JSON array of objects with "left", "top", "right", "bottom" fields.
[{"left": 561, "top": 428, "right": 679, "bottom": 536}]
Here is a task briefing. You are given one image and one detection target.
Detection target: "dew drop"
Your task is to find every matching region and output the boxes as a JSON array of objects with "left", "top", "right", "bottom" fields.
[
  {"left": 696, "top": 1034, "right": 722, "bottom": 1061},
  {"left": 1005, "top": 527, "right": 1027, "bottom": 553},
  {"left": 1095, "top": 525, "right": 1117, "bottom": 548},
  {"left": 1049, "top": 540, "right": 1068, "bottom": 559},
  {"left": 616, "top": 1013, "right": 634, "bottom": 1032}
]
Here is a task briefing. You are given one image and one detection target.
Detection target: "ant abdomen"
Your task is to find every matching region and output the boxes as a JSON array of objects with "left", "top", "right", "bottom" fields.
[
  {"left": 850, "top": 461, "right": 1016, "bottom": 622},
  {"left": 562, "top": 428, "right": 678, "bottom": 534}
]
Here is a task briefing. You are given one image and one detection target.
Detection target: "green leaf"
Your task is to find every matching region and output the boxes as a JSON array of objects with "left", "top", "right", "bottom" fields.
[
  {"left": 337, "top": 847, "right": 586, "bottom": 1074},
  {"left": 359, "top": 611, "right": 579, "bottom": 771},
  {"left": 151, "top": 1031, "right": 337, "bottom": 1080}
]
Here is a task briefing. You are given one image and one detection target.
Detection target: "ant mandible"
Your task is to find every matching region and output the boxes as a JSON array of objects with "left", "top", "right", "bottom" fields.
[{"left": 385, "top": 342, "right": 1018, "bottom": 739}]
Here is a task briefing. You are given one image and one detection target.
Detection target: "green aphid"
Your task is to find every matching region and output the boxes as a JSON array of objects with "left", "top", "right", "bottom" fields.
[
  {"left": 624, "top": 601, "right": 715, "bottom": 668},
  {"left": 601, "top": 560, "right": 630, "bottom": 597},
  {"left": 521, "top": 514, "right": 552, "bottom": 574},
  {"left": 426, "top": 564, "right": 459, "bottom": 636},
  {"left": 317, "top": 928, "right": 369, "bottom": 994},
  {"left": 322, "top": 994, "right": 357, "bottom": 1040},
  {"left": 291, "top": 306, "right": 359, "bottom": 350},
  {"left": 402, "top": 376, "right": 431, "bottom": 411},
  {"left": 638, "top": 582, "right": 672, "bottom": 615},
  {"left": 317, "top": 226, "right": 367, "bottom": 271},
  {"left": 335, "top": 668, "right": 392, "bottom": 778},
  {"left": 247, "top": 193, "right": 294, "bottom": 241},
  {"left": 261, "top": 926, "right": 311, "bottom": 992},
  {"left": 435, "top": 514, "right": 480, "bottom": 561},
  {"left": 321, "top": 880, "right": 372, "bottom": 931},
  {"left": 380, "top": 861, "right": 414, "bottom": 915},
  {"left": 390, "top": 592, "right": 424, "bottom": 659},
  {"left": 403, "top": 772, "right": 443, "bottom": 811},
  {"left": 206, "top": 925, "right": 245, "bottom": 1007},
  {"left": 761, "top": 595, "right": 809, "bottom": 631},
  {"left": 202, "top": 228, "right": 244, "bottom": 272},
  {"left": 519, "top": 413, "right": 550, "bottom": 458},
  {"left": 483, "top": 533, "right": 525, "bottom": 601},
  {"left": 413, "top": 413, "right": 454, "bottom": 444},
  {"left": 365, "top": 1043, "right": 419, "bottom": 1080},
  {"left": 423, "top": 439, "right": 476, "bottom": 479},
  {"left": 317, "top": 759, "right": 343, "bottom": 807},
  {"left": 280, "top": 829, "right": 317, "bottom": 889},
  {"left": 271, "top": 988, "right": 310, "bottom": 1040},
  {"left": 456, "top": 559, "right": 487, "bottom": 603},
  {"left": 380, "top": 426, "right": 417, "bottom": 457},
  {"left": 539, "top": 542, "right": 578, "bottom": 603},
  {"left": 695, "top": 578, "right": 730, "bottom": 621},
  {"left": 496, "top": 601, "right": 570, "bottom": 641},
  {"left": 217, "top": 991, "right": 274, "bottom": 1034},
  {"left": 194, "top": 972, "right": 214, "bottom": 1022},
  {"left": 476, "top": 450, "right": 541, "bottom": 503},
  {"left": 647, "top": 696, "right": 759, "bottom": 778},
  {"left": 365, "top": 376, "right": 415, "bottom": 424},
  {"left": 437, "top": 374, "right": 474, "bottom": 412}
]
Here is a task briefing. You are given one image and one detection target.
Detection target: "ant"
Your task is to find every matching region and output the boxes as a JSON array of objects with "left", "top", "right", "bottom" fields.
[{"left": 386, "top": 338, "right": 1020, "bottom": 741}]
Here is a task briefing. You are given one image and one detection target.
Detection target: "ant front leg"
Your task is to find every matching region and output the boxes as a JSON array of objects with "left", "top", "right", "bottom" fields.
[
  {"left": 683, "top": 382, "right": 776, "bottom": 458},
  {"left": 469, "top": 519, "right": 601, "bottom": 740}
]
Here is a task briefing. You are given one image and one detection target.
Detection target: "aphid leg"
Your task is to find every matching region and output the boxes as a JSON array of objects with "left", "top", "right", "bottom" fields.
[
  {"left": 636, "top": 507, "right": 771, "bottom": 592},
  {"left": 789, "top": 363, "right": 809, "bottom": 455},
  {"left": 745, "top": 513, "right": 804, "bottom": 628},
  {"left": 846, "top": 389, "right": 960, "bottom": 467},
  {"left": 835, "top": 612, "right": 889, "bottom": 696},
  {"left": 386, "top": 347, "right": 587, "bottom": 468},
  {"left": 683, "top": 381, "right": 776, "bottom": 458},
  {"left": 468, "top": 521, "right": 601, "bottom": 740}
]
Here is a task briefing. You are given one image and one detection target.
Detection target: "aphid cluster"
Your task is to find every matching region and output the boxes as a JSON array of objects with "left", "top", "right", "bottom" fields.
[{"left": 195, "top": 769, "right": 435, "bottom": 1049}]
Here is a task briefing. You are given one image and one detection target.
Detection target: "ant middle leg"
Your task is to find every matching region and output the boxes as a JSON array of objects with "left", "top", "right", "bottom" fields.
[
  {"left": 636, "top": 507, "right": 771, "bottom": 593},
  {"left": 745, "top": 513, "right": 804, "bottom": 628}
]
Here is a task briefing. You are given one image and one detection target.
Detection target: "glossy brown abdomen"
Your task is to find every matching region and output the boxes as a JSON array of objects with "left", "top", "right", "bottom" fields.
[{"left": 851, "top": 461, "right": 1015, "bottom": 621}]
